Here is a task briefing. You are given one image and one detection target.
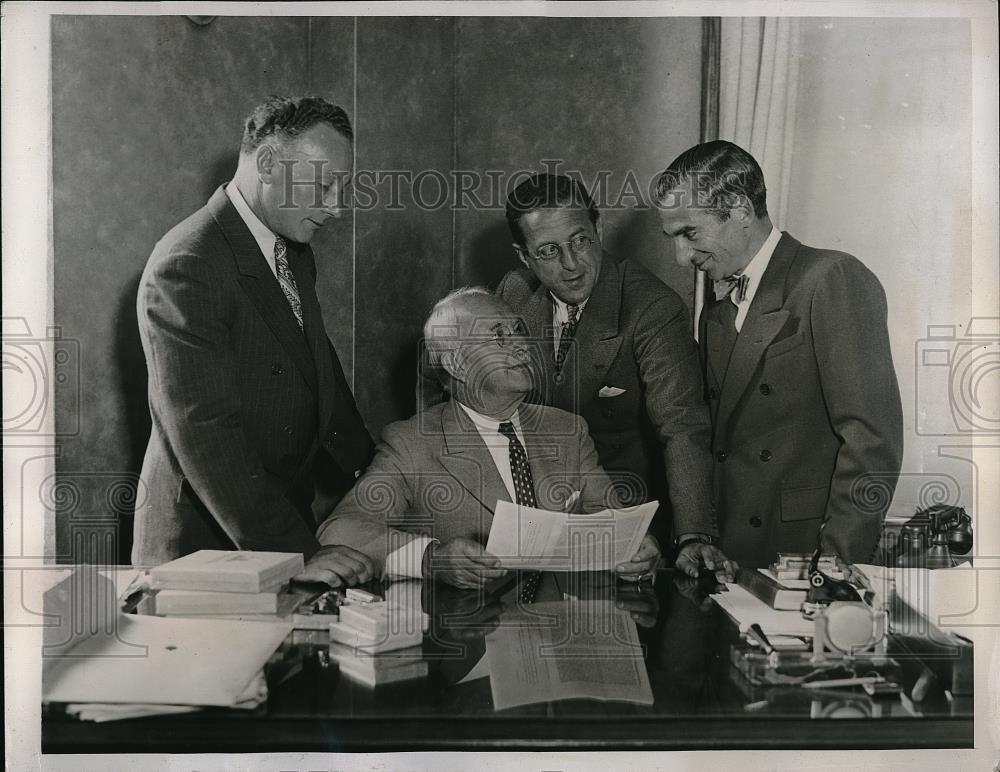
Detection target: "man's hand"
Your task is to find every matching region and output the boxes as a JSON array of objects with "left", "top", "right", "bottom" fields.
[
  {"left": 423, "top": 537, "right": 507, "bottom": 589},
  {"left": 615, "top": 534, "right": 661, "bottom": 582},
  {"left": 293, "top": 544, "right": 376, "bottom": 587},
  {"left": 674, "top": 540, "right": 738, "bottom": 583},
  {"left": 615, "top": 584, "right": 660, "bottom": 628}
]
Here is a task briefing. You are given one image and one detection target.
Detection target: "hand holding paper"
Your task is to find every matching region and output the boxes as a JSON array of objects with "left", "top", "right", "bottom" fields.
[{"left": 485, "top": 500, "right": 657, "bottom": 572}]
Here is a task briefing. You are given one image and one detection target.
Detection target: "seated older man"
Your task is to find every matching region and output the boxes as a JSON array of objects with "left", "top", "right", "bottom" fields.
[{"left": 299, "top": 287, "right": 661, "bottom": 589}]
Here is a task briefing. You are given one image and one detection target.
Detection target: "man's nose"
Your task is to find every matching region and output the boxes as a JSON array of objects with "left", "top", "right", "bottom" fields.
[
  {"left": 673, "top": 238, "right": 695, "bottom": 267},
  {"left": 558, "top": 246, "right": 580, "bottom": 271}
]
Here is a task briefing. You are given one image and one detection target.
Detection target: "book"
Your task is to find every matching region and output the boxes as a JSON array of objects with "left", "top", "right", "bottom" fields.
[
  {"left": 328, "top": 620, "right": 423, "bottom": 653},
  {"left": 328, "top": 642, "right": 427, "bottom": 687},
  {"left": 153, "top": 588, "right": 279, "bottom": 615},
  {"left": 738, "top": 568, "right": 809, "bottom": 611},
  {"left": 149, "top": 550, "right": 304, "bottom": 593}
]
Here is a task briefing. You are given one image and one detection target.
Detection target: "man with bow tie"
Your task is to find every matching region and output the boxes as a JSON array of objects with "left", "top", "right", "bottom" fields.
[
  {"left": 134, "top": 96, "right": 374, "bottom": 576},
  {"left": 656, "top": 140, "right": 903, "bottom": 567}
]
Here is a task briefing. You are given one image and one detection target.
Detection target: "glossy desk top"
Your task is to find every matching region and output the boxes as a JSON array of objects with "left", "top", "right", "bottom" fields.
[{"left": 42, "top": 569, "right": 973, "bottom": 752}]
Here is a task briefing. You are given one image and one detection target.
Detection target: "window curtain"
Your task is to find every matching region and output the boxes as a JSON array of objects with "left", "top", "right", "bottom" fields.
[{"left": 694, "top": 17, "right": 802, "bottom": 335}]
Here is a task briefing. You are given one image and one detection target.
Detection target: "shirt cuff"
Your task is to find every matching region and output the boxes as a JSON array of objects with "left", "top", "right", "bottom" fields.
[{"left": 385, "top": 535, "right": 437, "bottom": 580}]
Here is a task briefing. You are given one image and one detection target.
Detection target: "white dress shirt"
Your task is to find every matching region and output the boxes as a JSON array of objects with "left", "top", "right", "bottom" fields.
[
  {"left": 733, "top": 226, "right": 782, "bottom": 332},
  {"left": 551, "top": 294, "right": 590, "bottom": 354},
  {"left": 225, "top": 182, "right": 279, "bottom": 277},
  {"left": 383, "top": 402, "right": 526, "bottom": 580}
]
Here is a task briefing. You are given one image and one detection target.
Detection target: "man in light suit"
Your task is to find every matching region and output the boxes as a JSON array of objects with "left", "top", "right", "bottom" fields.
[
  {"left": 300, "top": 288, "right": 662, "bottom": 589},
  {"left": 656, "top": 140, "right": 903, "bottom": 567},
  {"left": 496, "top": 174, "right": 737, "bottom": 582},
  {"left": 134, "top": 96, "right": 374, "bottom": 581}
]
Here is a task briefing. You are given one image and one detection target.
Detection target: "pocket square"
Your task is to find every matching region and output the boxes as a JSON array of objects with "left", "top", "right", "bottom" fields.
[{"left": 598, "top": 386, "right": 626, "bottom": 398}]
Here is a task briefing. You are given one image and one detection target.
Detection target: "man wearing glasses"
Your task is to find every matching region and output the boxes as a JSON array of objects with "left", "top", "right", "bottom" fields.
[
  {"left": 301, "top": 287, "right": 662, "bottom": 589},
  {"left": 498, "top": 173, "right": 736, "bottom": 582}
]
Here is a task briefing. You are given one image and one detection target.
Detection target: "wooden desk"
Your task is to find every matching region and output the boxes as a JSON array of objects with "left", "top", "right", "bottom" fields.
[{"left": 42, "top": 570, "right": 973, "bottom": 752}]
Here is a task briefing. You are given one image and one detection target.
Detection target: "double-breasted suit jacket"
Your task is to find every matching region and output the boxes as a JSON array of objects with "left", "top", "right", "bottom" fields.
[
  {"left": 499, "top": 255, "right": 716, "bottom": 543},
  {"left": 134, "top": 187, "right": 372, "bottom": 565},
  {"left": 701, "top": 232, "right": 903, "bottom": 567}
]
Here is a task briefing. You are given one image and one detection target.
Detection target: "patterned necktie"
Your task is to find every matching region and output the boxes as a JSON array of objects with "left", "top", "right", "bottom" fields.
[
  {"left": 554, "top": 303, "right": 580, "bottom": 374},
  {"left": 713, "top": 273, "right": 749, "bottom": 303},
  {"left": 498, "top": 420, "right": 542, "bottom": 603},
  {"left": 273, "top": 237, "right": 304, "bottom": 329}
]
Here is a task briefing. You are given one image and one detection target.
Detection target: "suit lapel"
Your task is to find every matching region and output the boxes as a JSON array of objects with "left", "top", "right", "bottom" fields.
[
  {"left": 291, "top": 244, "right": 335, "bottom": 427},
  {"left": 565, "top": 254, "right": 624, "bottom": 409},
  {"left": 517, "top": 403, "right": 565, "bottom": 508},
  {"left": 715, "top": 233, "right": 798, "bottom": 428},
  {"left": 437, "top": 400, "right": 510, "bottom": 514},
  {"left": 208, "top": 186, "right": 318, "bottom": 396}
]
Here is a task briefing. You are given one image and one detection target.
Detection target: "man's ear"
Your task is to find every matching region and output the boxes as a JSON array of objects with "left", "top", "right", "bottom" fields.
[
  {"left": 595, "top": 216, "right": 604, "bottom": 243},
  {"left": 730, "top": 195, "right": 753, "bottom": 225},
  {"left": 255, "top": 144, "right": 278, "bottom": 183},
  {"left": 440, "top": 348, "right": 466, "bottom": 384},
  {"left": 514, "top": 244, "right": 532, "bottom": 271}
]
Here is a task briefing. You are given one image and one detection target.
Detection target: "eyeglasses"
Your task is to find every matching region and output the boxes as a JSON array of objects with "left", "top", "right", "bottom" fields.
[{"left": 525, "top": 233, "right": 596, "bottom": 262}]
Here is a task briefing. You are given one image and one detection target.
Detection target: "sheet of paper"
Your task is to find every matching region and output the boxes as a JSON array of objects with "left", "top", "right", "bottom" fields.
[
  {"left": 854, "top": 562, "right": 976, "bottom": 633},
  {"left": 711, "top": 583, "right": 816, "bottom": 638},
  {"left": 485, "top": 600, "right": 653, "bottom": 710},
  {"left": 485, "top": 500, "right": 657, "bottom": 571},
  {"left": 42, "top": 613, "right": 289, "bottom": 706}
]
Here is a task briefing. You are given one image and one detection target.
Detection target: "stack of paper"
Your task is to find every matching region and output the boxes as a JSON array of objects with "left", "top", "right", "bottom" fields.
[
  {"left": 42, "top": 568, "right": 290, "bottom": 721},
  {"left": 148, "top": 549, "right": 304, "bottom": 618},
  {"left": 711, "top": 582, "right": 816, "bottom": 638},
  {"left": 330, "top": 600, "right": 423, "bottom": 654},
  {"left": 328, "top": 642, "right": 427, "bottom": 687},
  {"left": 150, "top": 549, "right": 303, "bottom": 592}
]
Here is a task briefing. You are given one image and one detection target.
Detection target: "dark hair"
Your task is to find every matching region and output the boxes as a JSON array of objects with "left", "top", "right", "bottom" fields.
[
  {"left": 654, "top": 140, "right": 768, "bottom": 220},
  {"left": 505, "top": 173, "right": 600, "bottom": 247},
  {"left": 240, "top": 96, "right": 353, "bottom": 154}
]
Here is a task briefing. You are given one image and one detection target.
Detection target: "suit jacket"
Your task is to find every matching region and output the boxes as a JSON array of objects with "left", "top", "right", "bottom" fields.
[
  {"left": 133, "top": 187, "right": 373, "bottom": 565},
  {"left": 315, "top": 400, "right": 618, "bottom": 572},
  {"left": 701, "top": 232, "right": 903, "bottom": 567},
  {"left": 498, "top": 254, "right": 716, "bottom": 542}
]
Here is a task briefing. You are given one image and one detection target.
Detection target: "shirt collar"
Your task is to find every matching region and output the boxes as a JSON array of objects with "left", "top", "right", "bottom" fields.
[
  {"left": 550, "top": 293, "right": 590, "bottom": 325},
  {"left": 735, "top": 226, "right": 782, "bottom": 302},
  {"left": 225, "top": 181, "right": 278, "bottom": 261},
  {"left": 457, "top": 401, "right": 523, "bottom": 436}
]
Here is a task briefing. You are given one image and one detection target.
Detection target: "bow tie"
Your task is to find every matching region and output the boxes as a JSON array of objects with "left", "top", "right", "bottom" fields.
[{"left": 713, "top": 273, "right": 749, "bottom": 302}]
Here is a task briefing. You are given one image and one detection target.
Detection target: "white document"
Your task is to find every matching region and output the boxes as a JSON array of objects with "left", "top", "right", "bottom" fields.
[
  {"left": 711, "top": 583, "right": 815, "bottom": 638},
  {"left": 854, "top": 562, "right": 976, "bottom": 633},
  {"left": 485, "top": 600, "right": 653, "bottom": 710},
  {"left": 485, "top": 499, "right": 657, "bottom": 571},
  {"left": 43, "top": 613, "right": 289, "bottom": 707}
]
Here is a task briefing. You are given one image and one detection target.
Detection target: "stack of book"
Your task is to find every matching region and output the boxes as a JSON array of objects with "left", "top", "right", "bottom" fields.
[
  {"left": 148, "top": 550, "right": 303, "bottom": 617},
  {"left": 328, "top": 599, "right": 426, "bottom": 686}
]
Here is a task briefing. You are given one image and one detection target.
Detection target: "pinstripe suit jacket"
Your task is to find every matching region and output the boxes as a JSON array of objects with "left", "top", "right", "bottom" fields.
[{"left": 133, "top": 187, "right": 373, "bottom": 565}]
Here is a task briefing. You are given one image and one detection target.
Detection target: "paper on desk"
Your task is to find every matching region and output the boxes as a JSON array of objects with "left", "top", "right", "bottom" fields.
[
  {"left": 64, "top": 670, "right": 267, "bottom": 722},
  {"left": 853, "top": 562, "right": 975, "bottom": 633},
  {"left": 711, "top": 583, "right": 815, "bottom": 638},
  {"left": 43, "top": 614, "right": 288, "bottom": 706},
  {"left": 485, "top": 600, "right": 653, "bottom": 710},
  {"left": 485, "top": 500, "right": 657, "bottom": 571}
]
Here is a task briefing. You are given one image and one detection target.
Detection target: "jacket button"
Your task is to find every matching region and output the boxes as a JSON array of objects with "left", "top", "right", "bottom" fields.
[
  {"left": 708, "top": 387, "right": 719, "bottom": 400},
  {"left": 749, "top": 516, "right": 762, "bottom": 527},
  {"left": 716, "top": 450, "right": 727, "bottom": 462},
  {"left": 759, "top": 383, "right": 771, "bottom": 396},
  {"left": 759, "top": 449, "right": 772, "bottom": 462},
  {"left": 603, "top": 408, "right": 614, "bottom": 419},
  {"left": 271, "top": 363, "right": 283, "bottom": 375}
]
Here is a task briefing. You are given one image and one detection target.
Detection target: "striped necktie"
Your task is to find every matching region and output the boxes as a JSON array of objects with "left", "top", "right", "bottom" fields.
[
  {"left": 554, "top": 303, "right": 579, "bottom": 374},
  {"left": 498, "top": 420, "right": 542, "bottom": 603},
  {"left": 274, "top": 237, "right": 304, "bottom": 329}
]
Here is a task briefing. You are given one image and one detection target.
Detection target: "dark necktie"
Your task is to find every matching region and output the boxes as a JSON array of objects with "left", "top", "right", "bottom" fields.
[
  {"left": 554, "top": 303, "right": 580, "bottom": 374},
  {"left": 274, "top": 237, "right": 304, "bottom": 329},
  {"left": 498, "top": 421, "right": 541, "bottom": 603}
]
